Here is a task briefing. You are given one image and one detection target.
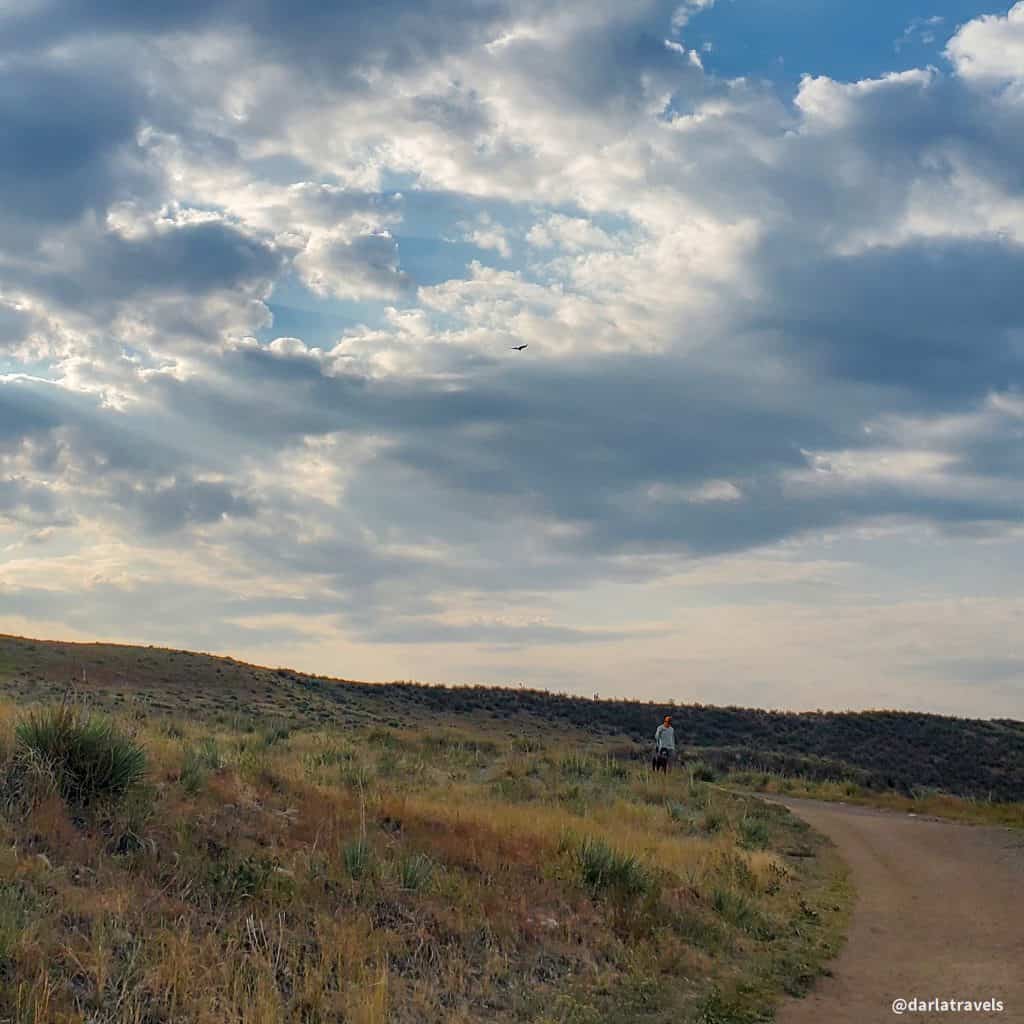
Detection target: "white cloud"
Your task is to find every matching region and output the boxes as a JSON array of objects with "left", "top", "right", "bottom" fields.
[
  {"left": 946, "top": 2, "right": 1024, "bottom": 88},
  {"left": 526, "top": 214, "right": 616, "bottom": 252},
  {"left": 294, "top": 229, "right": 412, "bottom": 300},
  {"left": 647, "top": 479, "right": 743, "bottom": 503},
  {"left": 670, "top": 0, "right": 716, "bottom": 34},
  {"left": 458, "top": 213, "right": 511, "bottom": 257}
]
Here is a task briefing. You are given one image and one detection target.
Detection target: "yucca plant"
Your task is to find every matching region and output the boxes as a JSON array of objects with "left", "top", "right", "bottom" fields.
[
  {"left": 342, "top": 839, "right": 374, "bottom": 880},
  {"left": 575, "top": 837, "right": 653, "bottom": 899},
  {"left": 396, "top": 853, "right": 434, "bottom": 891},
  {"left": 15, "top": 702, "right": 147, "bottom": 806}
]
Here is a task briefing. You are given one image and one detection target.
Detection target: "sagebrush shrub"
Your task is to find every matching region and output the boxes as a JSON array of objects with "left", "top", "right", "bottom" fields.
[{"left": 14, "top": 703, "right": 147, "bottom": 806}]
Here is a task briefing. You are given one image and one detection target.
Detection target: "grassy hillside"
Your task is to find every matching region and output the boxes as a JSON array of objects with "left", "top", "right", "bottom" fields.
[
  {"left": 0, "top": 698, "right": 849, "bottom": 1024},
  {"left": 1, "top": 634, "right": 1022, "bottom": 802}
]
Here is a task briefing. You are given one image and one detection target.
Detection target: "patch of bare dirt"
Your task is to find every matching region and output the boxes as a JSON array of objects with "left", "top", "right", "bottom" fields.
[{"left": 774, "top": 797, "right": 1024, "bottom": 1024}]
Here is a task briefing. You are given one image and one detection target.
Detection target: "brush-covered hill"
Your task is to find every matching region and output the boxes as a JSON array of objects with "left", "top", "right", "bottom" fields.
[{"left": 1, "top": 632, "right": 1022, "bottom": 801}]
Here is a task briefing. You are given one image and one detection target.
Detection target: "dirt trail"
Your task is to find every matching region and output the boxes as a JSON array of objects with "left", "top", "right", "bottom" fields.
[{"left": 772, "top": 798, "right": 1024, "bottom": 1024}]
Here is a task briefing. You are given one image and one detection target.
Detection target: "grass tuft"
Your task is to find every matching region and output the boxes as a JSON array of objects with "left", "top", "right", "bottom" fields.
[
  {"left": 343, "top": 839, "right": 374, "bottom": 880},
  {"left": 574, "top": 837, "right": 654, "bottom": 900},
  {"left": 14, "top": 702, "right": 147, "bottom": 807},
  {"left": 395, "top": 852, "right": 434, "bottom": 891}
]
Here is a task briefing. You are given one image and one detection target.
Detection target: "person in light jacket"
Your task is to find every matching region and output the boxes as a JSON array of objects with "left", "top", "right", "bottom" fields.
[{"left": 654, "top": 715, "right": 676, "bottom": 770}]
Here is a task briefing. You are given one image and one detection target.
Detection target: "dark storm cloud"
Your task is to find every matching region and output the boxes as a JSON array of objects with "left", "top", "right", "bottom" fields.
[
  {"left": 756, "top": 237, "right": 1024, "bottom": 403},
  {"left": 99, "top": 222, "right": 283, "bottom": 298},
  {"left": 2, "top": 220, "right": 283, "bottom": 315},
  {"left": 142, "top": 344, "right": 1024, "bottom": 568},
  {"left": 110, "top": 477, "right": 258, "bottom": 534},
  {"left": 0, "top": 58, "right": 150, "bottom": 229}
]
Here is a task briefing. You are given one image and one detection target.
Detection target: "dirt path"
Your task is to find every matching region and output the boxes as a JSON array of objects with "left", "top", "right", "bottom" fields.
[{"left": 771, "top": 798, "right": 1024, "bottom": 1024}]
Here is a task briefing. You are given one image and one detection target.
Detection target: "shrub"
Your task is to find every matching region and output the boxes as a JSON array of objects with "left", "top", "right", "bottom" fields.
[
  {"left": 1, "top": 747, "right": 58, "bottom": 816},
  {"left": 14, "top": 703, "right": 147, "bottom": 806},
  {"left": 737, "top": 814, "right": 770, "bottom": 850},
  {"left": 559, "top": 753, "right": 595, "bottom": 779},
  {"left": 710, "top": 887, "right": 770, "bottom": 937},
  {"left": 180, "top": 737, "right": 222, "bottom": 795},
  {"left": 259, "top": 720, "right": 292, "bottom": 747},
  {"left": 575, "top": 838, "right": 654, "bottom": 900},
  {"left": 665, "top": 800, "right": 690, "bottom": 823},
  {"left": 700, "top": 808, "right": 726, "bottom": 834},
  {"left": 599, "top": 756, "right": 629, "bottom": 781},
  {"left": 696, "top": 987, "right": 764, "bottom": 1024},
  {"left": 689, "top": 761, "right": 717, "bottom": 783},
  {"left": 207, "top": 854, "right": 283, "bottom": 903}
]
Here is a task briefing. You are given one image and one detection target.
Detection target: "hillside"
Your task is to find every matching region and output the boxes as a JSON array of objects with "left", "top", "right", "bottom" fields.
[
  {"left": 1, "top": 633, "right": 1022, "bottom": 801},
  {"left": 0, "top": 687, "right": 849, "bottom": 1022}
]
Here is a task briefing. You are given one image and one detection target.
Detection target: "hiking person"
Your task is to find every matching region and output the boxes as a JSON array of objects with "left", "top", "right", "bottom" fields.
[{"left": 654, "top": 715, "right": 676, "bottom": 771}]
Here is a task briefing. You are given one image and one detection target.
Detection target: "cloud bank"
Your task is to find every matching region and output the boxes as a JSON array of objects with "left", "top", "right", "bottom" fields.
[{"left": 1, "top": 1, "right": 1023, "bottom": 716}]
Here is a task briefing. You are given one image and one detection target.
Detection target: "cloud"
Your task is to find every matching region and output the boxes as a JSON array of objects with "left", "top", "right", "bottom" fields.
[
  {"left": 294, "top": 230, "right": 413, "bottom": 300},
  {"left": 755, "top": 236, "right": 1024, "bottom": 402},
  {"left": 6, "top": 218, "right": 282, "bottom": 314},
  {"left": 0, "top": 57, "right": 150, "bottom": 232},
  {"left": 670, "top": 1, "right": 716, "bottom": 34},
  {"left": 946, "top": 3, "right": 1024, "bottom": 88},
  {"left": 896, "top": 15, "right": 945, "bottom": 53},
  {"left": 1, "top": 1, "right": 1024, "bottom": 713},
  {"left": 0, "top": 300, "right": 33, "bottom": 353}
]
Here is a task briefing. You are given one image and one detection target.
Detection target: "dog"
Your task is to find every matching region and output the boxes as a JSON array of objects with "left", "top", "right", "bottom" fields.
[{"left": 652, "top": 749, "right": 670, "bottom": 773}]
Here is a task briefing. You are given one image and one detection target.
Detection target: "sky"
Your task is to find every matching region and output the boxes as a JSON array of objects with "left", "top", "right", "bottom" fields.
[{"left": 1, "top": 2, "right": 1023, "bottom": 718}]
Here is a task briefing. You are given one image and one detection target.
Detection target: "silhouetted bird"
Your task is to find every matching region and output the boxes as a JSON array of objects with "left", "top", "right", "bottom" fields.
[{"left": 510, "top": 344, "right": 528, "bottom": 351}]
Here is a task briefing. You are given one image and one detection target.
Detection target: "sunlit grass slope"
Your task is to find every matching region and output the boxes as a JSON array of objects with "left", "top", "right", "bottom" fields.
[{"left": 0, "top": 697, "right": 849, "bottom": 1024}]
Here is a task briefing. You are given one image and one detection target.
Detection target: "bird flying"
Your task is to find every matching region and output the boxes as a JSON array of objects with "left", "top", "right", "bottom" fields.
[{"left": 510, "top": 344, "right": 528, "bottom": 351}]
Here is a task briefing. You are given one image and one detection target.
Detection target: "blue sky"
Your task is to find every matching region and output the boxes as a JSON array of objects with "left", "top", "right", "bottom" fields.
[
  {"left": 689, "top": 1, "right": 996, "bottom": 83},
  {"left": 1, "top": 2, "right": 1023, "bottom": 717}
]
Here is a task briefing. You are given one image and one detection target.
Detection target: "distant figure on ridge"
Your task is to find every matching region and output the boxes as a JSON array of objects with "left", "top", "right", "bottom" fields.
[{"left": 653, "top": 715, "right": 675, "bottom": 772}]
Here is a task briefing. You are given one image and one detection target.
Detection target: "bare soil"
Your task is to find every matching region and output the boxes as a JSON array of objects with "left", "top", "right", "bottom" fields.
[{"left": 773, "top": 797, "right": 1024, "bottom": 1024}]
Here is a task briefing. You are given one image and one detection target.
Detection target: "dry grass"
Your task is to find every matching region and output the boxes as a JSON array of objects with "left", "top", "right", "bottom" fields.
[
  {"left": 731, "top": 772, "right": 1024, "bottom": 829},
  {"left": 0, "top": 696, "right": 851, "bottom": 1023}
]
